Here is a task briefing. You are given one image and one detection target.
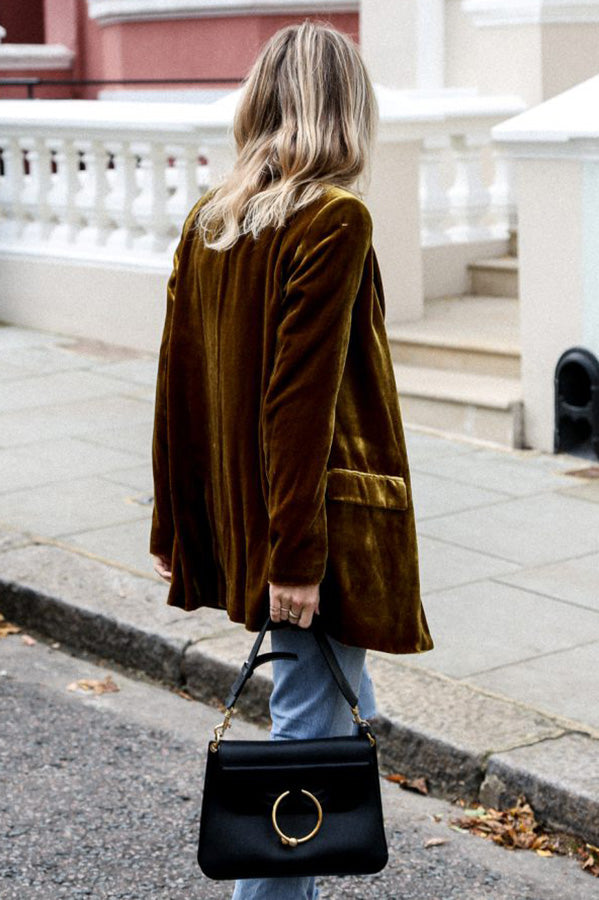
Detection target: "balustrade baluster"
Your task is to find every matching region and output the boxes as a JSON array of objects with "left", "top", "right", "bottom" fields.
[
  {"left": 77, "top": 139, "right": 111, "bottom": 248},
  {"left": 131, "top": 140, "right": 170, "bottom": 255},
  {"left": 489, "top": 145, "right": 516, "bottom": 238},
  {"left": 48, "top": 138, "right": 83, "bottom": 246},
  {"left": 447, "top": 132, "right": 493, "bottom": 243},
  {"left": 420, "top": 135, "right": 452, "bottom": 246},
  {"left": 0, "top": 138, "right": 26, "bottom": 243},
  {"left": 21, "top": 137, "right": 53, "bottom": 243}
]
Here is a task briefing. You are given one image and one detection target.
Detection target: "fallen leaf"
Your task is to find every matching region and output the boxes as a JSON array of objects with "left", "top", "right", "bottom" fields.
[
  {"left": 21, "top": 634, "right": 36, "bottom": 646},
  {"left": 173, "top": 688, "right": 193, "bottom": 701},
  {"left": 384, "top": 772, "right": 428, "bottom": 795},
  {"left": 66, "top": 675, "right": 119, "bottom": 695},
  {"left": 0, "top": 616, "right": 21, "bottom": 638},
  {"left": 385, "top": 773, "right": 407, "bottom": 785},
  {"left": 424, "top": 837, "right": 448, "bottom": 848}
]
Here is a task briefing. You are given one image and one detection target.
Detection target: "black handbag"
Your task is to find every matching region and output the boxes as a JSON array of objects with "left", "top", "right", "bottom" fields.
[{"left": 197, "top": 616, "right": 388, "bottom": 880}]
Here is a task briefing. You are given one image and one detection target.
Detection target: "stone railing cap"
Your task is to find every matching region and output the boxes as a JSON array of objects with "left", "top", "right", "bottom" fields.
[{"left": 493, "top": 74, "right": 599, "bottom": 145}]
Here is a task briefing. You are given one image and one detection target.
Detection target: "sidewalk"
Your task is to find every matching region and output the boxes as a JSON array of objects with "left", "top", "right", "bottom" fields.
[{"left": 1, "top": 322, "right": 598, "bottom": 844}]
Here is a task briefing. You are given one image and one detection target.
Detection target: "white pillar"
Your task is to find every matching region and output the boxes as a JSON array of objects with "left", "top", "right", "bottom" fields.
[
  {"left": 367, "top": 136, "right": 424, "bottom": 324},
  {"left": 360, "top": 0, "right": 445, "bottom": 91},
  {"left": 494, "top": 75, "right": 599, "bottom": 452}
]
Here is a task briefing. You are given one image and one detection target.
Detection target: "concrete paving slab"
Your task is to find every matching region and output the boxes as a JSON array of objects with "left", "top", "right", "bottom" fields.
[
  {"left": 0, "top": 527, "right": 34, "bottom": 555},
  {"left": 0, "top": 324, "right": 67, "bottom": 348},
  {"left": 485, "top": 733, "right": 599, "bottom": 844},
  {"left": 59, "top": 516, "right": 155, "bottom": 576},
  {"left": 0, "top": 543, "right": 191, "bottom": 682},
  {"left": 366, "top": 654, "right": 566, "bottom": 797},
  {"left": 559, "top": 479, "right": 599, "bottom": 504},
  {"left": 403, "top": 579, "right": 599, "bottom": 679},
  {"left": 0, "top": 343, "right": 96, "bottom": 375},
  {"left": 497, "top": 551, "right": 599, "bottom": 613},
  {"left": 98, "top": 463, "right": 153, "bottom": 493},
  {"left": 0, "top": 369, "right": 131, "bottom": 414},
  {"left": 0, "top": 476, "right": 149, "bottom": 536},
  {"left": 0, "top": 395, "right": 152, "bottom": 447},
  {"left": 411, "top": 469, "right": 509, "bottom": 520},
  {"left": 92, "top": 357, "right": 159, "bottom": 386},
  {"left": 0, "top": 361, "right": 37, "bottom": 381},
  {"left": 113, "top": 384, "right": 156, "bottom": 403},
  {"left": 404, "top": 428, "right": 483, "bottom": 461},
  {"left": 75, "top": 420, "right": 154, "bottom": 458},
  {"left": 0, "top": 437, "right": 140, "bottom": 494},
  {"left": 416, "top": 534, "right": 521, "bottom": 594},
  {"left": 419, "top": 491, "right": 599, "bottom": 566},
  {"left": 414, "top": 450, "right": 580, "bottom": 497},
  {"left": 469, "top": 641, "right": 599, "bottom": 731}
]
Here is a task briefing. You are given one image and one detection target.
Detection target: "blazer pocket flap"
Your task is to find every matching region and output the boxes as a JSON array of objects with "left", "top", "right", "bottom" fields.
[{"left": 326, "top": 468, "right": 408, "bottom": 510}]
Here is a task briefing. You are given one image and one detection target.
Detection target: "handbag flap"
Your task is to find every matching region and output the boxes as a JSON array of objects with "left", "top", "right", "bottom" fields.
[{"left": 211, "top": 735, "right": 378, "bottom": 814}]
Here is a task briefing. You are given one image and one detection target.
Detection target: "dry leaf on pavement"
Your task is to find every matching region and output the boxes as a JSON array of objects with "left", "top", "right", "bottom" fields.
[
  {"left": 579, "top": 843, "right": 599, "bottom": 877},
  {"left": 385, "top": 772, "right": 429, "bottom": 795},
  {"left": 66, "top": 675, "right": 120, "bottom": 695},
  {"left": 0, "top": 614, "right": 21, "bottom": 638},
  {"left": 450, "top": 796, "right": 555, "bottom": 853},
  {"left": 450, "top": 795, "right": 599, "bottom": 878},
  {"left": 424, "top": 837, "right": 448, "bottom": 848}
]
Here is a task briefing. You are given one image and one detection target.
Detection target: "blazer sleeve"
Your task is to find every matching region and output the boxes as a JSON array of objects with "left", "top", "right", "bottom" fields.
[
  {"left": 262, "top": 195, "right": 373, "bottom": 585},
  {"left": 149, "top": 243, "right": 180, "bottom": 557},
  {"left": 149, "top": 201, "right": 200, "bottom": 557}
]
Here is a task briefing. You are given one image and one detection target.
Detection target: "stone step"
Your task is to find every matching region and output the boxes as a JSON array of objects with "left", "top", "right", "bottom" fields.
[
  {"left": 387, "top": 295, "right": 520, "bottom": 379},
  {"left": 393, "top": 363, "right": 524, "bottom": 448},
  {"left": 469, "top": 256, "right": 519, "bottom": 299}
]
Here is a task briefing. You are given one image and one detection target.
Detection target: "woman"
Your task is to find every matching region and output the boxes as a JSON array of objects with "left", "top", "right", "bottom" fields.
[{"left": 150, "top": 20, "right": 433, "bottom": 899}]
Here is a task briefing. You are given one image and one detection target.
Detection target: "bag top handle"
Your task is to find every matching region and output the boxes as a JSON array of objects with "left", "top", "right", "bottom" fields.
[{"left": 210, "top": 617, "right": 375, "bottom": 751}]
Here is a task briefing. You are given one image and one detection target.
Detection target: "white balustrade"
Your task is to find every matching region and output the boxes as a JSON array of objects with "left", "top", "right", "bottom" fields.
[
  {"left": 0, "top": 90, "right": 524, "bottom": 269},
  {"left": 0, "top": 98, "right": 234, "bottom": 267},
  {"left": 378, "top": 89, "right": 525, "bottom": 247}
]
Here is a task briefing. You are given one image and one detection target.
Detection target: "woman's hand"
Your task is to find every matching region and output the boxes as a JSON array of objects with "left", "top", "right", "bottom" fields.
[
  {"left": 268, "top": 582, "right": 320, "bottom": 628},
  {"left": 152, "top": 553, "right": 172, "bottom": 583}
]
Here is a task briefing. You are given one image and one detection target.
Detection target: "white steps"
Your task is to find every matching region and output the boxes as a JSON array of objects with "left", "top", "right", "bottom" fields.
[
  {"left": 469, "top": 256, "right": 519, "bottom": 299},
  {"left": 387, "top": 287, "right": 523, "bottom": 448},
  {"left": 387, "top": 296, "right": 520, "bottom": 379},
  {"left": 393, "top": 363, "right": 524, "bottom": 448}
]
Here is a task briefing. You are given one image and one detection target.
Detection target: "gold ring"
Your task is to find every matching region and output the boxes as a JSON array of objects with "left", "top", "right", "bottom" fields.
[
  {"left": 288, "top": 611, "right": 300, "bottom": 619},
  {"left": 271, "top": 789, "right": 323, "bottom": 847}
]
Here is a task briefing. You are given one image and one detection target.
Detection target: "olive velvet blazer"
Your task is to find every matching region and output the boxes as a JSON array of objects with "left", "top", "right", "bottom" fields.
[{"left": 150, "top": 185, "right": 433, "bottom": 655}]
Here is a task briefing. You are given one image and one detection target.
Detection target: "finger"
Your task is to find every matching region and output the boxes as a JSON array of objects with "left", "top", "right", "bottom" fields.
[
  {"left": 288, "top": 606, "right": 302, "bottom": 626},
  {"left": 298, "top": 605, "right": 315, "bottom": 629}
]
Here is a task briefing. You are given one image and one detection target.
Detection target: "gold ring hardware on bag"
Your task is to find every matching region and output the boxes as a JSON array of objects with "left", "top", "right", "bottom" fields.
[{"left": 271, "top": 789, "right": 323, "bottom": 847}]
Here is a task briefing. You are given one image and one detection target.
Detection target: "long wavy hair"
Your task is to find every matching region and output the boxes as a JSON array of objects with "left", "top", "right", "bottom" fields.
[{"left": 195, "top": 21, "right": 378, "bottom": 251}]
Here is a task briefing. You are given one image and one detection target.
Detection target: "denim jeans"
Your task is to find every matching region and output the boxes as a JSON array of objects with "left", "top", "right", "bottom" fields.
[{"left": 230, "top": 624, "right": 377, "bottom": 900}]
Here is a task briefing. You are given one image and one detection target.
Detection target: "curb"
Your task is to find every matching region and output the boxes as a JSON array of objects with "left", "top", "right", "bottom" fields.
[{"left": 1, "top": 537, "right": 598, "bottom": 846}]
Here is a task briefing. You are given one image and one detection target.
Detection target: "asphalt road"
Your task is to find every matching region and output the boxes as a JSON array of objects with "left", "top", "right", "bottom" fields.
[{"left": 0, "top": 634, "right": 594, "bottom": 900}]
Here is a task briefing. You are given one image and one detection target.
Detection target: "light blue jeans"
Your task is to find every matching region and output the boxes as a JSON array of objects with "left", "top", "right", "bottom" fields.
[{"left": 231, "top": 624, "right": 377, "bottom": 900}]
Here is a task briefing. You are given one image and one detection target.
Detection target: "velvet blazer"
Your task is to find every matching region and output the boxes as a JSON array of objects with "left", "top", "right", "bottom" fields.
[{"left": 150, "top": 185, "right": 433, "bottom": 655}]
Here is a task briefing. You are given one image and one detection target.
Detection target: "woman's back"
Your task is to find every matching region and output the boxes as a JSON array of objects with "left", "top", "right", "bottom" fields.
[{"left": 151, "top": 183, "right": 432, "bottom": 655}]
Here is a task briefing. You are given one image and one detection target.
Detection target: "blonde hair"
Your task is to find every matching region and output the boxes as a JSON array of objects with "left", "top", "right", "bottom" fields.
[{"left": 195, "top": 21, "right": 378, "bottom": 251}]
